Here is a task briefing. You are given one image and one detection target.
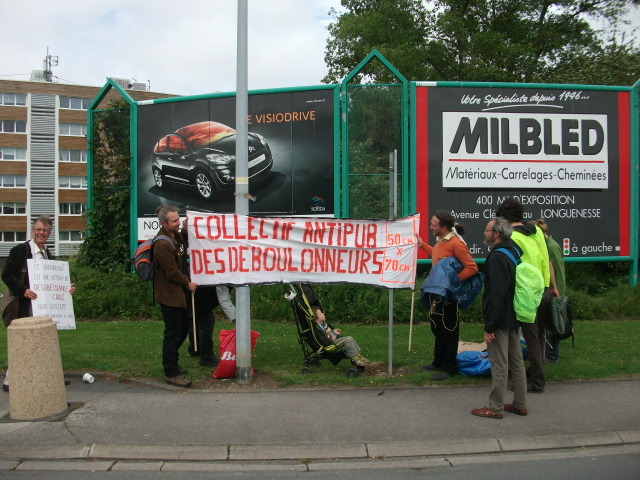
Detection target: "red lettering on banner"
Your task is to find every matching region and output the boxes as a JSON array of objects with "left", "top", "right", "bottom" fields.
[
  {"left": 213, "top": 248, "right": 226, "bottom": 273},
  {"left": 300, "top": 249, "right": 313, "bottom": 272},
  {"left": 372, "top": 251, "right": 383, "bottom": 274},
  {"left": 239, "top": 245, "right": 249, "bottom": 272},
  {"left": 222, "top": 216, "right": 233, "bottom": 239},
  {"left": 234, "top": 215, "right": 246, "bottom": 239},
  {"left": 193, "top": 217, "right": 205, "bottom": 239},
  {"left": 282, "top": 222, "right": 294, "bottom": 240},
  {"left": 303, "top": 221, "right": 378, "bottom": 248},
  {"left": 191, "top": 250, "right": 203, "bottom": 274},
  {"left": 247, "top": 246, "right": 299, "bottom": 272},
  {"left": 207, "top": 216, "right": 221, "bottom": 239},
  {"left": 202, "top": 249, "right": 215, "bottom": 274},
  {"left": 248, "top": 217, "right": 268, "bottom": 240}
]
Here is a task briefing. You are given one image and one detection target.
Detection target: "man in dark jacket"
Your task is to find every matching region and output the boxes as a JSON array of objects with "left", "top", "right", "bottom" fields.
[
  {"left": 471, "top": 217, "right": 528, "bottom": 419},
  {"left": 496, "top": 197, "right": 552, "bottom": 392},
  {"left": 153, "top": 205, "right": 197, "bottom": 388}
]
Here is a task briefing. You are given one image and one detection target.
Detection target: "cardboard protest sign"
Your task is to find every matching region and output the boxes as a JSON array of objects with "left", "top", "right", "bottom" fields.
[
  {"left": 27, "top": 259, "right": 76, "bottom": 330},
  {"left": 187, "top": 211, "right": 420, "bottom": 289}
]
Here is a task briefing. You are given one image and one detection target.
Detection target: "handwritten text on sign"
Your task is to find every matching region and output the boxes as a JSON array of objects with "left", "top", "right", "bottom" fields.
[
  {"left": 187, "top": 212, "right": 420, "bottom": 289},
  {"left": 27, "top": 259, "right": 76, "bottom": 330}
]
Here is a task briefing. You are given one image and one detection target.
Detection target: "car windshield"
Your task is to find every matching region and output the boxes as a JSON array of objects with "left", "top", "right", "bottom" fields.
[{"left": 175, "top": 121, "right": 236, "bottom": 148}]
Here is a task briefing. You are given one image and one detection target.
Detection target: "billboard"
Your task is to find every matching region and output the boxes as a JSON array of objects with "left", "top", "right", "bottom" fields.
[
  {"left": 414, "top": 83, "right": 631, "bottom": 260},
  {"left": 136, "top": 87, "right": 336, "bottom": 241}
]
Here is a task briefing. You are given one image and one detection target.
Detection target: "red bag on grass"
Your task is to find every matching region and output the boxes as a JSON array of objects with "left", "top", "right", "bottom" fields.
[{"left": 212, "top": 329, "right": 260, "bottom": 379}]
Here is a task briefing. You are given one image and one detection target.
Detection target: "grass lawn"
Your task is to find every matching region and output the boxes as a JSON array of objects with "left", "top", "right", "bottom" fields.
[{"left": 2, "top": 318, "right": 639, "bottom": 388}]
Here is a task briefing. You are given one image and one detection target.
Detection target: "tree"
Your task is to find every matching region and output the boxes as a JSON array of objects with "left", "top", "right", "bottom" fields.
[
  {"left": 324, "top": 0, "right": 640, "bottom": 85},
  {"left": 77, "top": 99, "right": 131, "bottom": 272}
]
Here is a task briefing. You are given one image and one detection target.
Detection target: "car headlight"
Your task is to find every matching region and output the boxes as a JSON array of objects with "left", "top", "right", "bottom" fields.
[
  {"left": 205, "top": 154, "right": 234, "bottom": 165},
  {"left": 253, "top": 133, "right": 269, "bottom": 147}
]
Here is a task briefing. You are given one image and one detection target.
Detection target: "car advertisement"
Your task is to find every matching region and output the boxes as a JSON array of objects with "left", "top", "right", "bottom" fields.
[
  {"left": 414, "top": 84, "right": 631, "bottom": 259},
  {"left": 136, "top": 87, "right": 336, "bottom": 241}
]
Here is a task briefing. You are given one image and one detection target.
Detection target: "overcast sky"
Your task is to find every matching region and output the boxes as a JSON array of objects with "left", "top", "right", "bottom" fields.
[
  {"left": 0, "top": 0, "right": 344, "bottom": 96},
  {"left": 1, "top": 1, "right": 638, "bottom": 97}
]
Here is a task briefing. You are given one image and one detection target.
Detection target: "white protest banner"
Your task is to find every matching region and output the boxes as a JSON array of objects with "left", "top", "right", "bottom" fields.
[
  {"left": 187, "top": 211, "right": 420, "bottom": 289},
  {"left": 27, "top": 259, "right": 76, "bottom": 330}
]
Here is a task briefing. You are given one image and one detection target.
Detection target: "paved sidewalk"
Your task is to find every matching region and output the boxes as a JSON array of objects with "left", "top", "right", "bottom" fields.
[{"left": 0, "top": 376, "right": 638, "bottom": 472}]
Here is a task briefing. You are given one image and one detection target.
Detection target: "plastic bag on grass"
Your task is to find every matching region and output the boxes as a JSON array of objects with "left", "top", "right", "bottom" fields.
[{"left": 212, "top": 329, "right": 260, "bottom": 379}]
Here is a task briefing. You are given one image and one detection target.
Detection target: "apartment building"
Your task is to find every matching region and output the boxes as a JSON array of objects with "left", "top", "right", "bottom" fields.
[{"left": 0, "top": 78, "right": 175, "bottom": 258}]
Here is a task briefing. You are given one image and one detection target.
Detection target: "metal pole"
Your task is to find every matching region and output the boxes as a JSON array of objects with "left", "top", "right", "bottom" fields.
[
  {"left": 235, "top": 0, "right": 251, "bottom": 384},
  {"left": 388, "top": 150, "right": 398, "bottom": 376}
]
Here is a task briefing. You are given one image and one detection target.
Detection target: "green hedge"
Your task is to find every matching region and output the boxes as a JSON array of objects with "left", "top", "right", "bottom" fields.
[{"left": 61, "top": 262, "right": 640, "bottom": 323}]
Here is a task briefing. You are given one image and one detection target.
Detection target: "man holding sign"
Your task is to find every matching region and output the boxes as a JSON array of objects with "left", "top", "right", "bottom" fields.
[{"left": 1, "top": 215, "right": 76, "bottom": 392}]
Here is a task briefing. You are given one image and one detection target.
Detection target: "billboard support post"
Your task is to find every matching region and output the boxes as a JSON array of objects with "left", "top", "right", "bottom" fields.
[
  {"left": 235, "top": 0, "right": 251, "bottom": 384},
  {"left": 388, "top": 150, "right": 398, "bottom": 376}
]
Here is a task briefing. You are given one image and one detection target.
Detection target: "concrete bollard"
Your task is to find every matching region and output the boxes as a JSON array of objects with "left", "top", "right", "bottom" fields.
[{"left": 7, "top": 316, "right": 68, "bottom": 420}]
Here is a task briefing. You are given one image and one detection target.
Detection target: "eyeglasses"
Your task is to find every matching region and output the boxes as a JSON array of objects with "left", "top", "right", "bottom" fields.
[
  {"left": 33, "top": 228, "right": 51, "bottom": 233},
  {"left": 483, "top": 229, "right": 495, "bottom": 233}
]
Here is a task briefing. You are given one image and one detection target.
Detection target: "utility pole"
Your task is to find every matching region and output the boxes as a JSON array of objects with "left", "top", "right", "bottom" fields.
[{"left": 235, "top": 0, "right": 251, "bottom": 384}]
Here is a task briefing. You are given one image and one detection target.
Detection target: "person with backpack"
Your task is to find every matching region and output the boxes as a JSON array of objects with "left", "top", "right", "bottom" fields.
[
  {"left": 153, "top": 205, "right": 197, "bottom": 388},
  {"left": 471, "top": 217, "right": 528, "bottom": 419},
  {"left": 496, "top": 198, "right": 553, "bottom": 393},
  {"left": 418, "top": 210, "right": 478, "bottom": 380}
]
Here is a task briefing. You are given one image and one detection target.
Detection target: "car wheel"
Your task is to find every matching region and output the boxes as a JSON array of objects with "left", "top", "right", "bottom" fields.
[
  {"left": 152, "top": 167, "right": 164, "bottom": 188},
  {"left": 195, "top": 170, "right": 214, "bottom": 199}
]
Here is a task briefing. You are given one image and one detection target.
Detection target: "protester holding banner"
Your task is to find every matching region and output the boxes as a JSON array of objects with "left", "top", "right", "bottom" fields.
[
  {"left": 418, "top": 210, "right": 478, "bottom": 380},
  {"left": 153, "top": 205, "right": 197, "bottom": 388},
  {"left": 1, "top": 215, "right": 76, "bottom": 392}
]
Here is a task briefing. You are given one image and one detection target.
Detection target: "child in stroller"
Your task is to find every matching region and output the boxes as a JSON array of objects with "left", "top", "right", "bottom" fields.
[{"left": 285, "top": 283, "right": 372, "bottom": 376}]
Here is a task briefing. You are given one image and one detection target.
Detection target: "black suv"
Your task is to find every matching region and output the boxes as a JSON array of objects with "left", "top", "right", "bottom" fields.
[{"left": 151, "top": 121, "right": 273, "bottom": 199}]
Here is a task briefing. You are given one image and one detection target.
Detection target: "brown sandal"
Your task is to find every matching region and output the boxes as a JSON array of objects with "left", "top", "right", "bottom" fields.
[
  {"left": 471, "top": 406, "right": 503, "bottom": 419},
  {"left": 504, "top": 404, "right": 528, "bottom": 416}
]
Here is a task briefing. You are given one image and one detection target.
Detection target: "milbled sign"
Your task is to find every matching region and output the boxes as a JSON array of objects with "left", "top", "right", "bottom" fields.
[{"left": 442, "top": 112, "right": 608, "bottom": 188}]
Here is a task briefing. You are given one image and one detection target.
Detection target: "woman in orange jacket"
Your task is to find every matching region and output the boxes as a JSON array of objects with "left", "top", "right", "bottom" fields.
[{"left": 418, "top": 210, "right": 478, "bottom": 380}]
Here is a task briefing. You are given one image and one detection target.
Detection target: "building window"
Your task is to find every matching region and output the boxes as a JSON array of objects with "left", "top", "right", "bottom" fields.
[
  {"left": 0, "top": 147, "right": 27, "bottom": 160},
  {"left": 0, "top": 93, "right": 27, "bottom": 106},
  {"left": 1, "top": 231, "right": 27, "bottom": 242},
  {"left": 59, "top": 149, "right": 87, "bottom": 163},
  {"left": 1, "top": 175, "right": 26, "bottom": 187},
  {"left": 58, "top": 175, "right": 87, "bottom": 189},
  {"left": 59, "top": 230, "right": 84, "bottom": 242},
  {"left": 59, "top": 202, "right": 87, "bottom": 215},
  {"left": 0, "top": 120, "right": 27, "bottom": 133},
  {"left": 1, "top": 202, "right": 26, "bottom": 214},
  {"left": 59, "top": 123, "right": 87, "bottom": 136},
  {"left": 59, "top": 96, "right": 90, "bottom": 110}
]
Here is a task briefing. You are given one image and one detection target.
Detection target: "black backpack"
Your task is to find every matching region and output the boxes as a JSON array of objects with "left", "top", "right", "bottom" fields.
[{"left": 549, "top": 295, "right": 574, "bottom": 348}]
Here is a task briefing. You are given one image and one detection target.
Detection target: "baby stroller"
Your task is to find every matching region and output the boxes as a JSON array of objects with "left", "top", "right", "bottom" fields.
[{"left": 284, "top": 283, "right": 364, "bottom": 378}]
